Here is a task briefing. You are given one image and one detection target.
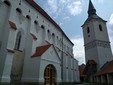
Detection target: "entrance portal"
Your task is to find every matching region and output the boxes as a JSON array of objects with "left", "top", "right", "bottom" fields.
[{"left": 44, "top": 64, "right": 56, "bottom": 85}]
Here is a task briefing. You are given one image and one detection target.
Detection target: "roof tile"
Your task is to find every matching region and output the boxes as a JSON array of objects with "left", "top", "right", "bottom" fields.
[
  {"left": 96, "top": 60, "right": 113, "bottom": 75},
  {"left": 31, "top": 44, "right": 51, "bottom": 57}
]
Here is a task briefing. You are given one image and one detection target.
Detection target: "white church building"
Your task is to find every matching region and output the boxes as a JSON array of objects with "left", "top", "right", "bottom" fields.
[{"left": 0, "top": 0, "right": 80, "bottom": 85}]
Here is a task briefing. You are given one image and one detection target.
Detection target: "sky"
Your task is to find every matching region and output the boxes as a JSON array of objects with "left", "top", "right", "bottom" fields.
[{"left": 35, "top": 0, "right": 113, "bottom": 65}]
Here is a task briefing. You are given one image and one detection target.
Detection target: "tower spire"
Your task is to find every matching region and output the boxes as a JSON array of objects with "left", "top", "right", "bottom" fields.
[{"left": 88, "top": 0, "right": 96, "bottom": 17}]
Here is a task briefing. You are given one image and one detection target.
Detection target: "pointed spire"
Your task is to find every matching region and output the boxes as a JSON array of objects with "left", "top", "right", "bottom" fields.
[{"left": 88, "top": 0, "right": 96, "bottom": 17}]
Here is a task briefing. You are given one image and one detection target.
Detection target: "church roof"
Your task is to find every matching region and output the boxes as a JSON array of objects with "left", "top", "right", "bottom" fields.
[
  {"left": 31, "top": 44, "right": 51, "bottom": 57},
  {"left": 25, "top": 0, "right": 74, "bottom": 45},
  {"left": 88, "top": 0, "right": 96, "bottom": 17},
  {"left": 81, "top": 0, "right": 106, "bottom": 27},
  {"left": 87, "top": 60, "right": 96, "bottom": 65},
  {"left": 96, "top": 60, "right": 113, "bottom": 75}
]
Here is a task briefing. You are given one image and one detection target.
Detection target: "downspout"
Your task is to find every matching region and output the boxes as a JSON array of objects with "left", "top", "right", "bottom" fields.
[{"left": 61, "top": 32, "right": 63, "bottom": 82}]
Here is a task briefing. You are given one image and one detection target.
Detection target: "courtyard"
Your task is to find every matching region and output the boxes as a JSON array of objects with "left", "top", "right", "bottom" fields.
[{"left": 60, "top": 83, "right": 113, "bottom": 85}]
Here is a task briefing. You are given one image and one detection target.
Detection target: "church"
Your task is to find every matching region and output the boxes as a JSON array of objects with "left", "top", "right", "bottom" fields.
[
  {"left": 0, "top": 0, "right": 80, "bottom": 85},
  {"left": 81, "top": 0, "right": 113, "bottom": 84}
]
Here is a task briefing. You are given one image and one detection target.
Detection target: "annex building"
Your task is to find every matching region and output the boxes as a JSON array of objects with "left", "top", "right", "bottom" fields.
[
  {"left": 80, "top": 0, "right": 113, "bottom": 84},
  {"left": 0, "top": 0, "right": 80, "bottom": 85}
]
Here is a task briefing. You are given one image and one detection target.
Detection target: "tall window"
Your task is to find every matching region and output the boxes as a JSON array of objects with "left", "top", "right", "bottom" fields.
[
  {"left": 57, "top": 36, "right": 58, "bottom": 45},
  {"left": 87, "top": 27, "right": 90, "bottom": 33},
  {"left": 47, "top": 30, "right": 51, "bottom": 40},
  {"left": 15, "top": 32, "right": 22, "bottom": 50},
  {"left": 52, "top": 33, "right": 55, "bottom": 44},
  {"left": 99, "top": 24, "right": 103, "bottom": 31}
]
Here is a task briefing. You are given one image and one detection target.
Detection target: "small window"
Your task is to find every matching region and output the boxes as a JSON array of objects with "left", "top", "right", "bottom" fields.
[
  {"left": 34, "top": 20, "right": 38, "bottom": 24},
  {"left": 26, "top": 15, "right": 30, "bottom": 19},
  {"left": 41, "top": 25, "right": 45, "bottom": 29},
  {"left": 87, "top": 27, "right": 90, "bottom": 33},
  {"left": 16, "top": 8, "right": 22, "bottom": 14},
  {"left": 99, "top": 24, "right": 103, "bottom": 31},
  {"left": 4, "top": 1, "right": 10, "bottom": 6}
]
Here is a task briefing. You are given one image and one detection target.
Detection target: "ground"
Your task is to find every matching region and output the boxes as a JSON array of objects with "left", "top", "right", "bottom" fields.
[{"left": 60, "top": 83, "right": 113, "bottom": 85}]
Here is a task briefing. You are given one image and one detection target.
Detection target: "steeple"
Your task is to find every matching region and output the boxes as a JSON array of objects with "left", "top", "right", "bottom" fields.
[{"left": 88, "top": 0, "right": 96, "bottom": 17}]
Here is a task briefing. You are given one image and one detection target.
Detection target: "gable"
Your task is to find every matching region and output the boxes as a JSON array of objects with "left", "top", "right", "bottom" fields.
[{"left": 41, "top": 45, "right": 61, "bottom": 63}]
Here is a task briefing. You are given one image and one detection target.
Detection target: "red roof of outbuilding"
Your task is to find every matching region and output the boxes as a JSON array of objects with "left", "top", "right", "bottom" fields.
[
  {"left": 25, "top": 0, "right": 74, "bottom": 45},
  {"left": 31, "top": 44, "right": 51, "bottom": 57},
  {"left": 87, "top": 60, "right": 96, "bottom": 65},
  {"left": 79, "top": 64, "right": 86, "bottom": 77},
  {"left": 96, "top": 60, "right": 113, "bottom": 75}
]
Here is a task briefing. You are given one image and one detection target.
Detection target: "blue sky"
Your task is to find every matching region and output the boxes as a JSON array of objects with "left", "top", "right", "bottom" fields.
[{"left": 35, "top": 0, "right": 113, "bottom": 65}]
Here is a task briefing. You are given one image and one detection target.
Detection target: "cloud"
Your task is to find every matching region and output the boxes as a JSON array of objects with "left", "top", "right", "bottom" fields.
[
  {"left": 59, "top": 16, "right": 70, "bottom": 26},
  {"left": 44, "top": 0, "right": 83, "bottom": 26},
  {"left": 71, "top": 36, "right": 85, "bottom": 65},
  {"left": 46, "top": 0, "right": 58, "bottom": 14},
  {"left": 107, "top": 13, "right": 113, "bottom": 53},
  {"left": 98, "top": 0, "right": 104, "bottom": 4},
  {"left": 67, "top": 1, "right": 82, "bottom": 16}
]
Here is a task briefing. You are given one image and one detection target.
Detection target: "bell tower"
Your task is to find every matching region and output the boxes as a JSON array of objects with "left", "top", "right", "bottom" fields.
[{"left": 82, "top": 0, "right": 113, "bottom": 70}]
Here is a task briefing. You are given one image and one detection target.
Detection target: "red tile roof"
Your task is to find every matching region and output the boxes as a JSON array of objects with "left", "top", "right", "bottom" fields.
[
  {"left": 87, "top": 60, "right": 96, "bottom": 65},
  {"left": 8, "top": 21, "right": 17, "bottom": 30},
  {"left": 79, "top": 64, "right": 86, "bottom": 77},
  {"left": 96, "top": 60, "right": 113, "bottom": 75},
  {"left": 25, "top": 0, "right": 74, "bottom": 45},
  {"left": 30, "top": 33, "right": 37, "bottom": 40},
  {"left": 31, "top": 44, "right": 51, "bottom": 57}
]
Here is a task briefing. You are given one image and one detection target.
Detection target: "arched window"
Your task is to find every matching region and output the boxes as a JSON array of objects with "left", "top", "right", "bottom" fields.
[
  {"left": 4, "top": 1, "right": 11, "bottom": 6},
  {"left": 87, "top": 27, "right": 90, "bottom": 33},
  {"left": 99, "top": 24, "right": 103, "bottom": 31},
  {"left": 15, "top": 32, "right": 22, "bottom": 50}
]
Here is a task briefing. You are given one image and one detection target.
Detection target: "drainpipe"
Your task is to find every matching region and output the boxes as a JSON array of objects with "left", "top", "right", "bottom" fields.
[{"left": 61, "top": 32, "right": 63, "bottom": 82}]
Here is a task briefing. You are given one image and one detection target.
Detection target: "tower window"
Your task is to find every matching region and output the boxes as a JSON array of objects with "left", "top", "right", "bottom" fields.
[
  {"left": 99, "top": 24, "right": 103, "bottom": 31},
  {"left": 87, "top": 27, "right": 90, "bottom": 33}
]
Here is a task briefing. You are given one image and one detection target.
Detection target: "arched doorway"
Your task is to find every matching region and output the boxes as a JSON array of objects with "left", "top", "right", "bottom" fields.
[{"left": 44, "top": 64, "right": 56, "bottom": 85}]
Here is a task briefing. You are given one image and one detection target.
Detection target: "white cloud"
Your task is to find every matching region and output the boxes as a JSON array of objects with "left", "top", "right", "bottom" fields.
[
  {"left": 44, "top": 0, "right": 83, "bottom": 25},
  {"left": 59, "top": 16, "right": 70, "bottom": 26},
  {"left": 107, "top": 13, "right": 113, "bottom": 53},
  {"left": 67, "top": 1, "right": 82, "bottom": 16},
  {"left": 109, "top": 14, "right": 113, "bottom": 24},
  {"left": 71, "top": 36, "right": 85, "bottom": 65},
  {"left": 98, "top": 0, "right": 104, "bottom": 4},
  {"left": 46, "top": 0, "right": 58, "bottom": 14}
]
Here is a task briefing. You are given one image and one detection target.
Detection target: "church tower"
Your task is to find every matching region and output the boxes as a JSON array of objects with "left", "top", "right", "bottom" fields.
[{"left": 82, "top": 0, "right": 113, "bottom": 70}]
